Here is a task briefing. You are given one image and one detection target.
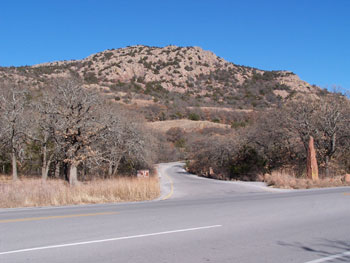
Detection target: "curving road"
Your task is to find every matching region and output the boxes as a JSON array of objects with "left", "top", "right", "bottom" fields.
[{"left": 1, "top": 162, "right": 350, "bottom": 263}]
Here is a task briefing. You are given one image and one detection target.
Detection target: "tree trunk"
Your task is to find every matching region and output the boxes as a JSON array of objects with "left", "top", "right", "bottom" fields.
[
  {"left": 41, "top": 167, "right": 47, "bottom": 180},
  {"left": 41, "top": 160, "right": 51, "bottom": 180},
  {"left": 63, "top": 162, "right": 69, "bottom": 182},
  {"left": 41, "top": 144, "right": 48, "bottom": 180},
  {"left": 11, "top": 150, "right": 18, "bottom": 181},
  {"left": 81, "top": 164, "right": 87, "bottom": 182},
  {"left": 325, "top": 156, "right": 329, "bottom": 178},
  {"left": 108, "top": 163, "right": 113, "bottom": 177},
  {"left": 54, "top": 162, "right": 60, "bottom": 178},
  {"left": 112, "top": 157, "right": 122, "bottom": 176},
  {"left": 69, "top": 164, "right": 78, "bottom": 186}
]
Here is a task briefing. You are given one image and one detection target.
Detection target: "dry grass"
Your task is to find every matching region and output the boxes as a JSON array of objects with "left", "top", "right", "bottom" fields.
[
  {"left": 264, "top": 171, "right": 350, "bottom": 189},
  {"left": 0, "top": 174, "right": 11, "bottom": 182},
  {"left": 0, "top": 176, "right": 160, "bottom": 208},
  {"left": 147, "top": 119, "right": 230, "bottom": 133}
]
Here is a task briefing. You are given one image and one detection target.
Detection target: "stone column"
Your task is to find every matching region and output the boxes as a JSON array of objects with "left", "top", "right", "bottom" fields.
[{"left": 307, "top": 136, "right": 319, "bottom": 181}]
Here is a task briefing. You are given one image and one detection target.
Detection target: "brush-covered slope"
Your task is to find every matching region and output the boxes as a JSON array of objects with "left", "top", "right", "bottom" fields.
[{"left": 0, "top": 45, "right": 326, "bottom": 112}]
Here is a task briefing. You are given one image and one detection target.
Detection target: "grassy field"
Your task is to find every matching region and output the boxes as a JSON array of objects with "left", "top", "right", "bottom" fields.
[{"left": 0, "top": 176, "right": 160, "bottom": 208}]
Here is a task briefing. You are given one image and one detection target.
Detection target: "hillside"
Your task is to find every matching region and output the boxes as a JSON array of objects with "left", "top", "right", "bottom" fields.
[{"left": 0, "top": 45, "right": 326, "bottom": 122}]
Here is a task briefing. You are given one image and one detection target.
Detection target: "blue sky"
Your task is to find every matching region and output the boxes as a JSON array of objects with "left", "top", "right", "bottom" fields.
[{"left": 0, "top": 0, "right": 349, "bottom": 90}]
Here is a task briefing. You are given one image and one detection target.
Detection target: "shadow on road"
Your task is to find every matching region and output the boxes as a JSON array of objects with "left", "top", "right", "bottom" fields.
[{"left": 278, "top": 239, "right": 350, "bottom": 262}]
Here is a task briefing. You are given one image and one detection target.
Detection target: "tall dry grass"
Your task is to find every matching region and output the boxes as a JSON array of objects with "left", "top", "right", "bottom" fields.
[
  {"left": 0, "top": 176, "right": 160, "bottom": 208},
  {"left": 264, "top": 171, "right": 350, "bottom": 189}
]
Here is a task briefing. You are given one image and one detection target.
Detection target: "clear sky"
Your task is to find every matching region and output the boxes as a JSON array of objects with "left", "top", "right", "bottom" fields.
[{"left": 0, "top": 0, "right": 349, "bottom": 90}]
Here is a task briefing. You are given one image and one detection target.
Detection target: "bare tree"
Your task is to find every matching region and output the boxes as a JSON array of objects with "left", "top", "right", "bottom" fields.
[
  {"left": 97, "top": 106, "right": 150, "bottom": 177},
  {"left": 28, "top": 89, "right": 62, "bottom": 179},
  {"left": 0, "top": 83, "right": 29, "bottom": 180},
  {"left": 187, "top": 132, "right": 245, "bottom": 179},
  {"left": 284, "top": 94, "right": 350, "bottom": 176},
  {"left": 247, "top": 109, "right": 303, "bottom": 171},
  {"left": 51, "top": 77, "right": 106, "bottom": 185}
]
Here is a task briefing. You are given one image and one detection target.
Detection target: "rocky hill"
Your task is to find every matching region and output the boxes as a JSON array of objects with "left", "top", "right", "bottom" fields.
[{"left": 0, "top": 45, "right": 326, "bottom": 121}]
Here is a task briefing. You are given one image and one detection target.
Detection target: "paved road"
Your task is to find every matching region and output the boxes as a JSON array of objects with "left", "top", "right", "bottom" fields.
[{"left": 1, "top": 162, "right": 350, "bottom": 263}]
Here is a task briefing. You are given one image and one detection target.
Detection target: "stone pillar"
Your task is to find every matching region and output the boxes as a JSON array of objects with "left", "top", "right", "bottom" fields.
[
  {"left": 344, "top": 174, "right": 350, "bottom": 183},
  {"left": 307, "top": 136, "right": 319, "bottom": 181}
]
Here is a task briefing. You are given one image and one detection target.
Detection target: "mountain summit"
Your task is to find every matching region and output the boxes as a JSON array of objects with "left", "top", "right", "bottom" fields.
[{"left": 0, "top": 45, "right": 323, "bottom": 111}]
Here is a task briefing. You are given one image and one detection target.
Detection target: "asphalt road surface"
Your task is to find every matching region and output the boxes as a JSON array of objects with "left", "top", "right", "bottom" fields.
[{"left": 1, "top": 162, "right": 350, "bottom": 263}]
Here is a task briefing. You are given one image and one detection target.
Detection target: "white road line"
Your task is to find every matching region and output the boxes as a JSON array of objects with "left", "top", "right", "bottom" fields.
[
  {"left": 0, "top": 224, "right": 222, "bottom": 256},
  {"left": 305, "top": 251, "right": 350, "bottom": 263}
]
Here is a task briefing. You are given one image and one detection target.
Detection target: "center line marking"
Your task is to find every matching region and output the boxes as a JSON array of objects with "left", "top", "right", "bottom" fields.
[
  {"left": 0, "top": 212, "right": 118, "bottom": 223},
  {"left": 304, "top": 251, "right": 350, "bottom": 263},
  {"left": 0, "top": 224, "right": 222, "bottom": 255}
]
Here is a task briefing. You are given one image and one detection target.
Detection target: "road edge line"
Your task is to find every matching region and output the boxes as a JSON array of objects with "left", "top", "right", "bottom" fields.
[{"left": 162, "top": 173, "right": 174, "bottom": 200}]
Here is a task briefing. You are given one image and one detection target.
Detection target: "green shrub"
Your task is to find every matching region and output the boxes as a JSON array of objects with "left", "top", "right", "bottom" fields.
[
  {"left": 184, "top": 66, "right": 193, "bottom": 71},
  {"left": 104, "top": 52, "right": 114, "bottom": 60},
  {"left": 229, "top": 146, "right": 266, "bottom": 180},
  {"left": 84, "top": 72, "right": 98, "bottom": 84},
  {"left": 188, "top": 112, "right": 200, "bottom": 121},
  {"left": 231, "top": 121, "right": 247, "bottom": 129}
]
